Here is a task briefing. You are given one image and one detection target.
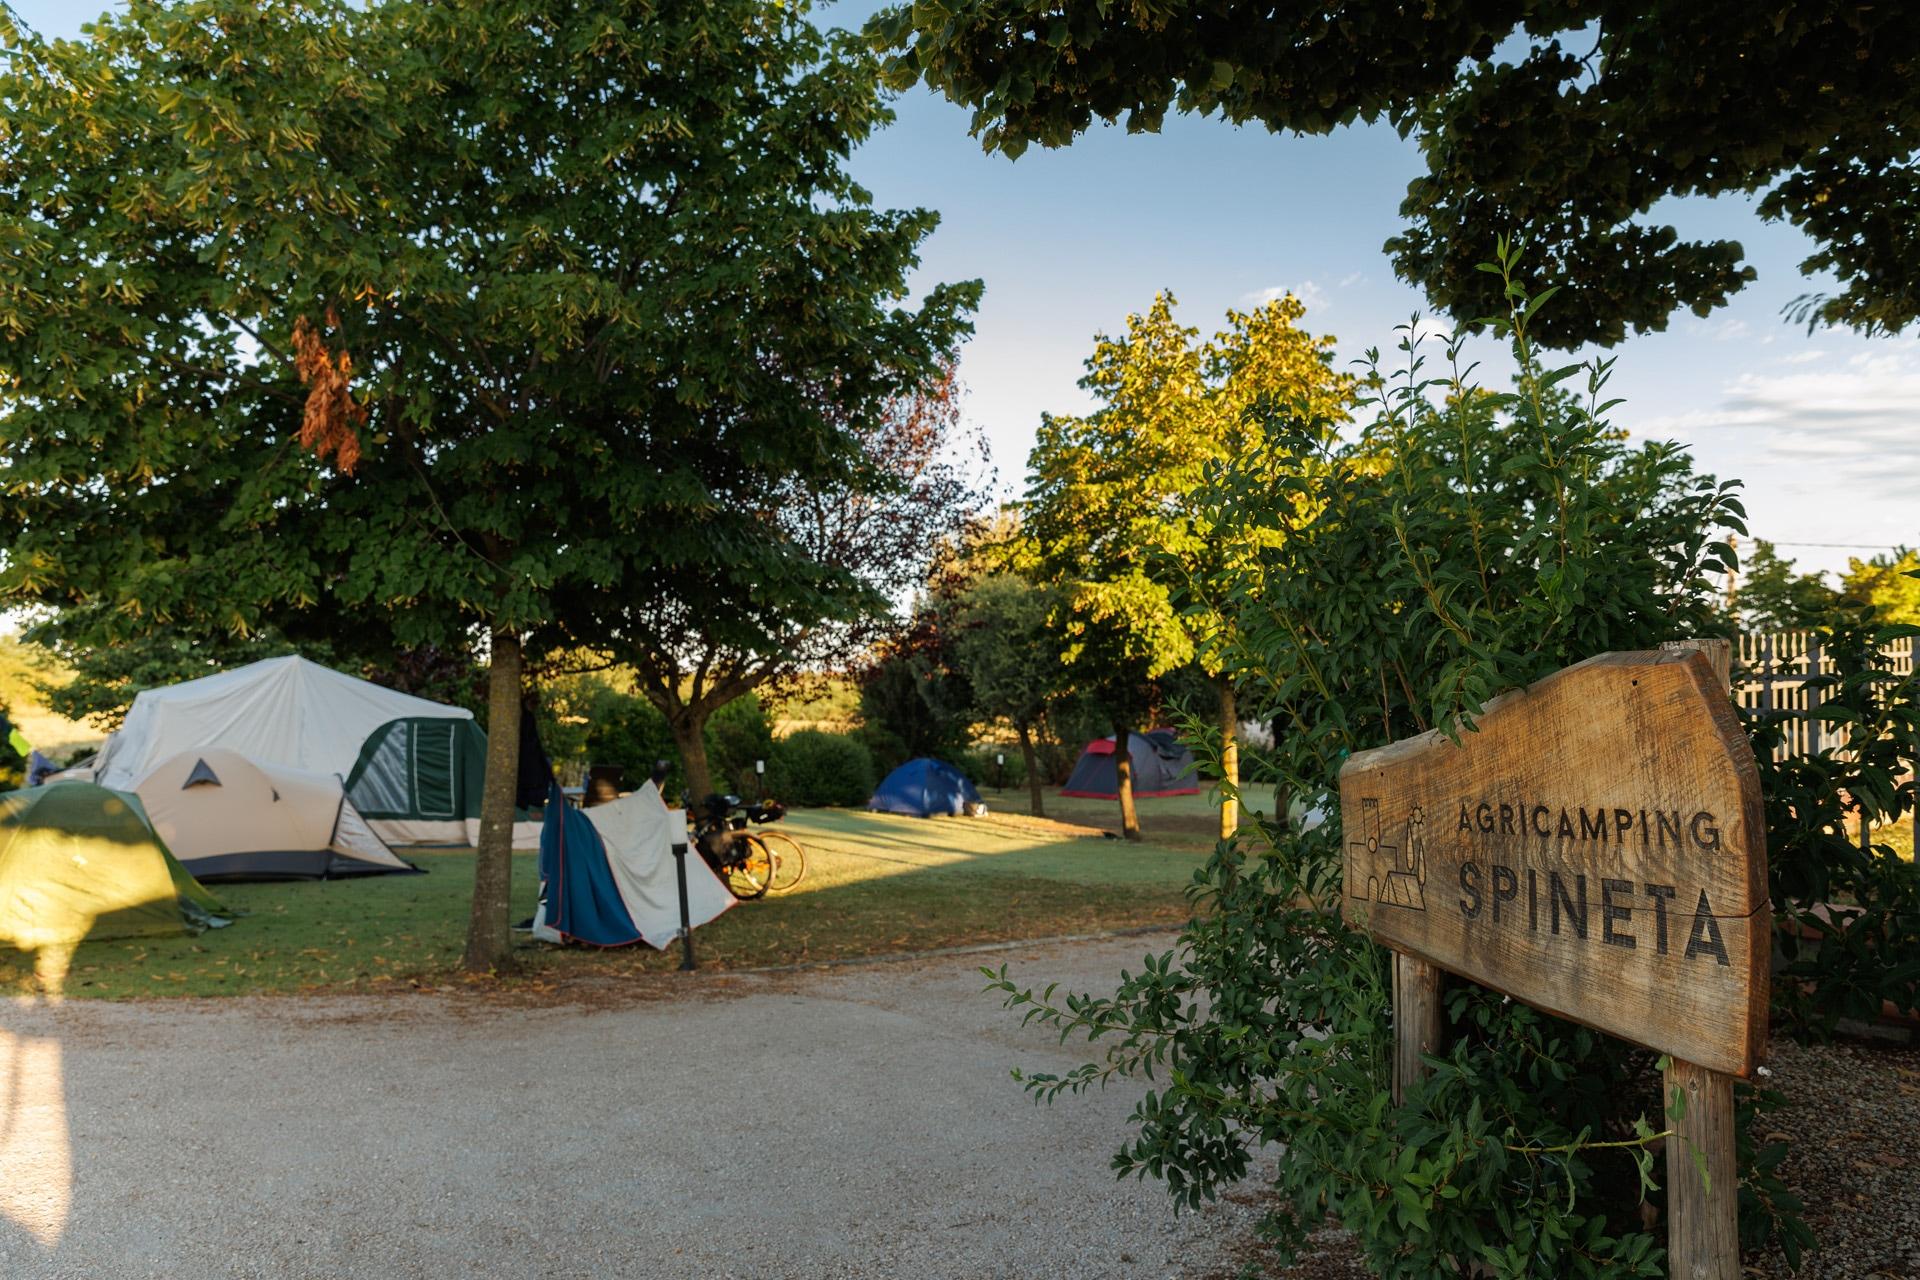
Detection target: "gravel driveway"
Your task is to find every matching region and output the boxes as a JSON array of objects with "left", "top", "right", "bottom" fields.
[{"left": 2, "top": 933, "right": 1260, "bottom": 1280}]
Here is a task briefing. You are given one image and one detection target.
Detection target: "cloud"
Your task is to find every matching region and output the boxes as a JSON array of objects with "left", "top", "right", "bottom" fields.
[
  {"left": 1636, "top": 342, "right": 1920, "bottom": 503},
  {"left": 1242, "top": 280, "right": 1329, "bottom": 313}
]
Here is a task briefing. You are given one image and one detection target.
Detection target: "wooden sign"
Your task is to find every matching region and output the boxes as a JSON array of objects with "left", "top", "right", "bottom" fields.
[{"left": 1339, "top": 648, "right": 1768, "bottom": 1078}]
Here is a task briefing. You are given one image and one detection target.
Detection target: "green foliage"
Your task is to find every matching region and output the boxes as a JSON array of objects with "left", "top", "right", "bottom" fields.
[
  {"left": 768, "top": 730, "right": 876, "bottom": 808},
  {"left": 1755, "top": 607, "right": 1920, "bottom": 1034},
  {"left": 873, "top": 1, "right": 1920, "bottom": 343},
  {"left": 949, "top": 573, "right": 1064, "bottom": 731},
  {"left": 1841, "top": 549, "right": 1920, "bottom": 625},
  {"left": 958, "top": 743, "right": 1024, "bottom": 790},
  {"left": 1023, "top": 292, "right": 1356, "bottom": 718},
  {"left": 572, "top": 683, "right": 773, "bottom": 802},
  {"left": 0, "top": 700, "right": 26, "bottom": 789},
  {"left": 985, "top": 248, "right": 1818, "bottom": 1275},
  {"left": 35, "top": 628, "right": 317, "bottom": 731},
  {"left": 1735, "top": 541, "right": 1841, "bottom": 632},
  {"left": 0, "top": 0, "right": 973, "bottom": 842},
  {"left": 856, "top": 614, "right": 974, "bottom": 773}
]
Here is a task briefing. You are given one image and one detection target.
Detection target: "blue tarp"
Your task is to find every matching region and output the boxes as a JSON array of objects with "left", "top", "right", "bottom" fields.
[
  {"left": 869, "top": 757, "right": 982, "bottom": 818},
  {"left": 536, "top": 781, "right": 644, "bottom": 946}
]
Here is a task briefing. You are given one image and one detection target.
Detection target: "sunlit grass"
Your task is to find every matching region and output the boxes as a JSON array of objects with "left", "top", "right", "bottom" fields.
[{"left": 1, "top": 808, "right": 1206, "bottom": 999}]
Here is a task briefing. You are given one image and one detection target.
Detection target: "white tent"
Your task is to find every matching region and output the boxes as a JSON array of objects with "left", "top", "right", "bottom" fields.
[
  {"left": 133, "top": 748, "right": 414, "bottom": 880},
  {"left": 533, "top": 782, "right": 733, "bottom": 949},
  {"left": 93, "top": 656, "right": 484, "bottom": 845}
]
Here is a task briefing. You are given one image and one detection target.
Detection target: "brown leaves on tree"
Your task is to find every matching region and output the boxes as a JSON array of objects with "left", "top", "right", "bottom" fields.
[{"left": 292, "top": 310, "right": 366, "bottom": 475}]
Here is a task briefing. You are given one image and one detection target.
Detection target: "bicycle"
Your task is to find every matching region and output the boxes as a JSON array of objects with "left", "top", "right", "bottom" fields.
[{"left": 692, "top": 793, "right": 807, "bottom": 899}]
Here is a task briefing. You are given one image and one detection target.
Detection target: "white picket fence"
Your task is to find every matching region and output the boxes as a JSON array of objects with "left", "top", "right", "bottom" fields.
[{"left": 1735, "top": 630, "right": 1918, "bottom": 759}]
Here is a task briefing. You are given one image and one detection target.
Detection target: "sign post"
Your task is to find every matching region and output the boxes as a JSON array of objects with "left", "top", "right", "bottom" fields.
[{"left": 1341, "top": 643, "right": 1762, "bottom": 1279}]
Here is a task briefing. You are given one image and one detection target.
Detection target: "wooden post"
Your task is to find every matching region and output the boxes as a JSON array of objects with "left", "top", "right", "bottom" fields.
[
  {"left": 1392, "top": 953, "right": 1444, "bottom": 1104},
  {"left": 1663, "top": 1058, "right": 1739, "bottom": 1280},
  {"left": 1658, "top": 637, "right": 1741, "bottom": 1280}
]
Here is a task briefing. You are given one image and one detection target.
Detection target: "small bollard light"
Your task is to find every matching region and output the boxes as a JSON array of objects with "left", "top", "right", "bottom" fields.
[
  {"left": 667, "top": 807, "right": 696, "bottom": 972},
  {"left": 755, "top": 757, "right": 766, "bottom": 801}
]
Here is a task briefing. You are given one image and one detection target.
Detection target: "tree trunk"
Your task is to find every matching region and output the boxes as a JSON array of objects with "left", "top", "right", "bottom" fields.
[
  {"left": 667, "top": 708, "right": 714, "bottom": 809},
  {"left": 1016, "top": 720, "right": 1044, "bottom": 818},
  {"left": 1218, "top": 678, "right": 1239, "bottom": 841},
  {"left": 462, "top": 626, "right": 523, "bottom": 975},
  {"left": 1113, "top": 718, "right": 1141, "bottom": 841}
]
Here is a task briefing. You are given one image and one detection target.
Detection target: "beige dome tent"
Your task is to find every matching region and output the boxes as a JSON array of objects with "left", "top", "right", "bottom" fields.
[{"left": 132, "top": 748, "right": 414, "bottom": 881}]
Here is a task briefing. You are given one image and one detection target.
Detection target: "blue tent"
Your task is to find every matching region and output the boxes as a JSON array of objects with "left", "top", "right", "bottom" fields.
[{"left": 869, "top": 757, "right": 983, "bottom": 818}]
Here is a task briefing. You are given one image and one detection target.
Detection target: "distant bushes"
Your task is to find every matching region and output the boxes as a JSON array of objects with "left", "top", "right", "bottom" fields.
[
  {"left": 769, "top": 730, "right": 874, "bottom": 807},
  {"left": 957, "top": 744, "right": 1023, "bottom": 790}
]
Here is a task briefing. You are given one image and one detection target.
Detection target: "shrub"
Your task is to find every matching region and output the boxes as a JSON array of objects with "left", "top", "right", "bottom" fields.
[
  {"left": 993, "top": 250, "right": 1812, "bottom": 1276},
  {"left": 0, "top": 699, "right": 26, "bottom": 790},
  {"left": 769, "top": 730, "right": 875, "bottom": 807},
  {"left": 706, "top": 696, "right": 777, "bottom": 797},
  {"left": 959, "top": 744, "right": 1025, "bottom": 790},
  {"left": 1756, "top": 605, "right": 1920, "bottom": 1034}
]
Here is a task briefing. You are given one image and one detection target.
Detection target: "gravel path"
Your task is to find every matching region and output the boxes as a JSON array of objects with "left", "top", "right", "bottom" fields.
[{"left": 0, "top": 933, "right": 1264, "bottom": 1280}]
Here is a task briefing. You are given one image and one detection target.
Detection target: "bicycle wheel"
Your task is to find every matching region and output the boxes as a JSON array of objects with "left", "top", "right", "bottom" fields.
[
  {"left": 725, "top": 833, "right": 774, "bottom": 900},
  {"left": 758, "top": 830, "right": 807, "bottom": 893}
]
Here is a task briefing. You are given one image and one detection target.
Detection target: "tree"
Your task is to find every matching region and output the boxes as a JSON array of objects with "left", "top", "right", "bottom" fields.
[
  {"left": 1734, "top": 540, "right": 1841, "bottom": 632},
  {"left": 855, "top": 602, "right": 976, "bottom": 772},
  {"left": 1024, "top": 292, "right": 1354, "bottom": 838},
  {"left": 871, "top": 1, "right": 1920, "bottom": 344},
  {"left": 583, "top": 374, "right": 985, "bottom": 803},
  {"left": 1842, "top": 548, "right": 1920, "bottom": 626},
  {"left": 948, "top": 573, "right": 1064, "bottom": 816},
  {"left": 0, "top": 0, "right": 975, "bottom": 970}
]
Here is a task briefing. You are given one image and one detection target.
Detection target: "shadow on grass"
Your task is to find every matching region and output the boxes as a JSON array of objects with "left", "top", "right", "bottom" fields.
[{"left": 1, "top": 803, "right": 1220, "bottom": 1000}]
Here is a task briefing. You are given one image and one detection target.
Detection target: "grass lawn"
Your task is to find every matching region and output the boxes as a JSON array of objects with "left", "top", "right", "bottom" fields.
[
  {"left": 2, "top": 806, "right": 1208, "bottom": 999},
  {"left": 982, "top": 783, "right": 1265, "bottom": 850}
]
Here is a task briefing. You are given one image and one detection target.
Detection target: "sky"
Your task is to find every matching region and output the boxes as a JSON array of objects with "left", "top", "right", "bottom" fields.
[{"left": 11, "top": 0, "right": 1916, "bottom": 582}]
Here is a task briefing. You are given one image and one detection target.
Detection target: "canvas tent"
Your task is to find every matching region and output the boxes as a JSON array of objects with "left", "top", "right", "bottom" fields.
[
  {"left": 869, "top": 757, "right": 985, "bottom": 818},
  {"left": 132, "top": 748, "right": 414, "bottom": 880},
  {"left": 1060, "top": 729, "right": 1199, "bottom": 799},
  {"left": 0, "top": 783, "right": 231, "bottom": 952},
  {"left": 532, "top": 781, "right": 733, "bottom": 949},
  {"left": 92, "top": 656, "right": 490, "bottom": 845}
]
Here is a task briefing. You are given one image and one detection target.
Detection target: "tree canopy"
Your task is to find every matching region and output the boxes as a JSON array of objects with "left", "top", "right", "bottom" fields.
[
  {"left": 871, "top": 1, "right": 1920, "bottom": 344},
  {"left": 1734, "top": 540, "right": 1841, "bottom": 632},
  {"left": 1842, "top": 548, "right": 1920, "bottom": 626},
  {"left": 1022, "top": 290, "right": 1354, "bottom": 835},
  {"left": 579, "top": 373, "right": 986, "bottom": 801},
  {"left": 0, "top": 0, "right": 976, "bottom": 965}
]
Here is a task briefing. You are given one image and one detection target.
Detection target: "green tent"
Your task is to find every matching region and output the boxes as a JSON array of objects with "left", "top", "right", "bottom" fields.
[
  {"left": 344, "top": 716, "right": 490, "bottom": 838},
  {"left": 0, "top": 783, "right": 232, "bottom": 952}
]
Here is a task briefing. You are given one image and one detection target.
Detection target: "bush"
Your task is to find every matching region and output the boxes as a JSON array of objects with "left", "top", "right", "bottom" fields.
[
  {"left": 707, "top": 695, "right": 776, "bottom": 797},
  {"left": 1756, "top": 606, "right": 1920, "bottom": 1034},
  {"left": 0, "top": 699, "right": 26, "bottom": 790},
  {"left": 769, "top": 730, "right": 875, "bottom": 807},
  {"left": 996, "top": 254, "right": 1813, "bottom": 1276},
  {"left": 959, "top": 743, "right": 1025, "bottom": 790}
]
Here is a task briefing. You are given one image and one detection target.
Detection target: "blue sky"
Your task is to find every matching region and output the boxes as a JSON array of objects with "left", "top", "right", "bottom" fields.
[{"left": 14, "top": 0, "right": 1915, "bottom": 581}]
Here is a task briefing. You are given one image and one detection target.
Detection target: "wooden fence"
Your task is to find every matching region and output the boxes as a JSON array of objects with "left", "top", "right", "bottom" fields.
[{"left": 1735, "top": 630, "right": 1918, "bottom": 759}]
